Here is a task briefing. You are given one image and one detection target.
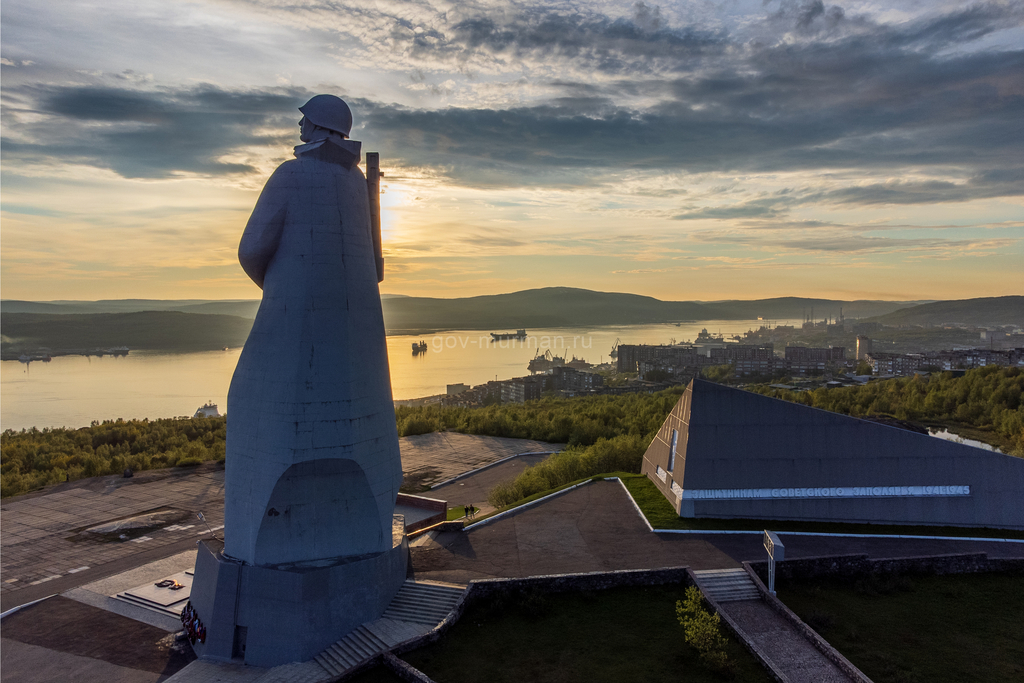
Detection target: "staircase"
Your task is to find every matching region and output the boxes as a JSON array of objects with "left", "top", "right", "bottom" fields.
[
  {"left": 692, "top": 568, "right": 761, "bottom": 602},
  {"left": 382, "top": 580, "right": 465, "bottom": 625},
  {"left": 315, "top": 580, "right": 465, "bottom": 678}
]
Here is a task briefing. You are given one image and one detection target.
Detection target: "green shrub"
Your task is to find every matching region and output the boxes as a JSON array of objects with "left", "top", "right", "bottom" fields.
[
  {"left": 488, "top": 434, "right": 647, "bottom": 507},
  {"left": 677, "top": 586, "right": 734, "bottom": 676}
]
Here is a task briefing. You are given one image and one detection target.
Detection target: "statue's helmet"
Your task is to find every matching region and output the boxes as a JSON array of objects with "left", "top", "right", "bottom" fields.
[{"left": 298, "top": 95, "right": 353, "bottom": 137}]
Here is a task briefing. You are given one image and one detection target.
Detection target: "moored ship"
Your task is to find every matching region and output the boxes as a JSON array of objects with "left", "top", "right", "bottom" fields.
[{"left": 528, "top": 349, "right": 565, "bottom": 373}]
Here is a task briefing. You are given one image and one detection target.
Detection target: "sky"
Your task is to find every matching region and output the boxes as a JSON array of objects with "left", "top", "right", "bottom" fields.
[{"left": 2, "top": 0, "right": 1022, "bottom": 302}]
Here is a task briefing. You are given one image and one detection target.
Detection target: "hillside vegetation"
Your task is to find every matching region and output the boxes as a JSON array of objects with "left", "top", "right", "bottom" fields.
[
  {"left": 3, "top": 367, "right": 1020, "bottom": 500},
  {"left": 750, "top": 366, "right": 1024, "bottom": 456},
  {"left": 866, "top": 296, "right": 1024, "bottom": 327},
  {"left": 0, "top": 389, "right": 685, "bottom": 498},
  {"left": 0, "top": 311, "right": 253, "bottom": 358},
  {"left": 1, "top": 416, "right": 226, "bottom": 497}
]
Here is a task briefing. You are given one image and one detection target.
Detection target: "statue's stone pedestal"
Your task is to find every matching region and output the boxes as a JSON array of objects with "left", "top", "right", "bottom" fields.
[{"left": 189, "top": 517, "right": 408, "bottom": 668}]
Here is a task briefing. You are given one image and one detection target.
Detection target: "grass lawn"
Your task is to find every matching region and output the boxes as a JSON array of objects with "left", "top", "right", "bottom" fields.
[
  {"left": 777, "top": 573, "right": 1024, "bottom": 683},
  {"left": 401, "top": 583, "right": 774, "bottom": 683},
  {"left": 619, "top": 475, "right": 1024, "bottom": 539},
  {"left": 343, "top": 666, "right": 406, "bottom": 683}
]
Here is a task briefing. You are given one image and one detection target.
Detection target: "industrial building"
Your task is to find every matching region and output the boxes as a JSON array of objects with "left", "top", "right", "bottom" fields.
[{"left": 641, "top": 379, "right": 1024, "bottom": 530}]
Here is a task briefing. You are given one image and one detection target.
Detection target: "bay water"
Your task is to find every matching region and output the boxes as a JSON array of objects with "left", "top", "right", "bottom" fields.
[{"left": 1, "top": 320, "right": 787, "bottom": 431}]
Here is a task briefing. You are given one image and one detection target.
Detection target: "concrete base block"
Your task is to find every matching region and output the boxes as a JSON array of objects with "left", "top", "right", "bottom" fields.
[{"left": 189, "top": 517, "right": 408, "bottom": 668}]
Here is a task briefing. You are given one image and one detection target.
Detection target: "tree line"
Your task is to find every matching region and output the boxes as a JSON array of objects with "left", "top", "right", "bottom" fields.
[
  {"left": 3, "top": 367, "right": 1020, "bottom": 499},
  {"left": 1, "top": 417, "right": 226, "bottom": 497},
  {"left": 749, "top": 365, "right": 1023, "bottom": 456}
]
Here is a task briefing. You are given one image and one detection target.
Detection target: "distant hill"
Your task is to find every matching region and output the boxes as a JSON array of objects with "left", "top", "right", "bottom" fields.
[
  {"left": 382, "top": 287, "right": 705, "bottom": 331},
  {"left": 866, "top": 297, "right": 1024, "bottom": 327},
  {"left": 2, "top": 289, "right": 925, "bottom": 336},
  {"left": 379, "top": 288, "right": 920, "bottom": 332},
  {"left": 0, "top": 311, "right": 253, "bottom": 359},
  {"left": 698, "top": 297, "right": 929, "bottom": 321}
]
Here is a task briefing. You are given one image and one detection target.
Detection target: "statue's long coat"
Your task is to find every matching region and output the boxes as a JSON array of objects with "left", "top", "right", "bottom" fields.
[{"left": 224, "top": 141, "right": 401, "bottom": 567}]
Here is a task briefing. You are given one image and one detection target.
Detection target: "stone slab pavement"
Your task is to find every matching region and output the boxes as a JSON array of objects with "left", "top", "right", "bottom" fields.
[
  {"left": 0, "top": 595, "right": 194, "bottom": 682},
  {"left": 400, "top": 432, "right": 562, "bottom": 490},
  {"left": 411, "top": 480, "right": 743, "bottom": 584},
  {"left": 0, "top": 433, "right": 561, "bottom": 611},
  {"left": 411, "top": 479, "right": 1024, "bottom": 585},
  {"left": 429, "top": 452, "right": 553, "bottom": 517},
  {"left": 718, "top": 600, "right": 853, "bottom": 683}
]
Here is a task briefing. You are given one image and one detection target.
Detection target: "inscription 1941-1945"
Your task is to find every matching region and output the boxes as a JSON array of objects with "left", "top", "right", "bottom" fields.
[{"left": 679, "top": 485, "right": 971, "bottom": 501}]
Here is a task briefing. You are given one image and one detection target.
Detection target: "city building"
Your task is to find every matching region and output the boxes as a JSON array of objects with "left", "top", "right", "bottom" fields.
[
  {"left": 550, "top": 366, "right": 604, "bottom": 394},
  {"left": 856, "top": 336, "right": 872, "bottom": 360},
  {"left": 784, "top": 346, "right": 846, "bottom": 375}
]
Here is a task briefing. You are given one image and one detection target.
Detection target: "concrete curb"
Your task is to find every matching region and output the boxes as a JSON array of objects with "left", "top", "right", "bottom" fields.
[
  {"left": 741, "top": 562, "right": 873, "bottom": 683},
  {"left": 0, "top": 593, "right": 56, "bottom": 620},
  {"left": 382, "top": 652, "right": 437, "bottom": 683},
  {"left": 611, "top": 477, "right": 653, "bottom": 531},
  {"left": 429, "top": 451, "right": 561, "bottom": 489},
  {"left": 613, "top": 476, "right": 1024, "bottom": 544},
  {"left": 406, "top": 520, "right": 465, "bottom": 539}
]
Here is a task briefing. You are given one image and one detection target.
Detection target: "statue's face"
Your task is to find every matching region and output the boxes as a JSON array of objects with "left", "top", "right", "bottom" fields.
[{"left": 299, "top": 116, "right": 315, "bottom": 143}]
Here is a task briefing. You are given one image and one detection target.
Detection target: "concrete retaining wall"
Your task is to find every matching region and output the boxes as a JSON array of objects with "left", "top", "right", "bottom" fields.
[
  {"left": 390, "top": 566, "right": 693, "bottom": 660},
  {"left": 748, "top": 552, "right": 1024, "bottom": 584}
]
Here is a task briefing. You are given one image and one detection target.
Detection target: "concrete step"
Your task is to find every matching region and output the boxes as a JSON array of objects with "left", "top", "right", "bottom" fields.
[
  {"left": 313, "top": 580, "right": 468, "bottom": 678},
  {"left": 315, "top": 625, "right": 390, "bottom": 677},
  {"left": 382, "top": 581, "right": 463, "bottom": 624},
  {"left": 113, "top": 593, "right": 188, "bottom": 617},
  {"left": 693, "top": 569, "right": 761, "bottom": 603}
]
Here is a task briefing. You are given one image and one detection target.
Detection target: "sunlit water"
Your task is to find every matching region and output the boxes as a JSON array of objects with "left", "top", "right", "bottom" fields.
[
  {"left": 928, "top": 429, "right": 1003, "bottom": 453},
  {"left": 2, "top": 320, "right": 789, "bottom": 430}
]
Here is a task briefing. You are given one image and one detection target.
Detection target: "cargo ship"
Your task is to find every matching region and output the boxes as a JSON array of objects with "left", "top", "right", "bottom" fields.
[
  {"left": 528, "top": 349, "right": 565, "bottom": 373},
  {"left": 491, "top": 329, "right": 527, "bottom": 341}
]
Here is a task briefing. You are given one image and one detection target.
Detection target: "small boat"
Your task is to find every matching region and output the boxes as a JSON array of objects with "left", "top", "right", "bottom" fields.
[{"left": 411, "top": 341, "right": 428, "bottom": 354}]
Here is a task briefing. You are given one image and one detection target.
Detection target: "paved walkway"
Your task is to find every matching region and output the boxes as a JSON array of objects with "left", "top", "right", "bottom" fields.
[
  {"left": 694, "top": 569, "right": 856, "bottom": 682},
  {"left": 429, "top": 452, "right": 553, "bottom": 516},
  {"left": 718, "top": 600, "right": 852, "bottom": 682}
]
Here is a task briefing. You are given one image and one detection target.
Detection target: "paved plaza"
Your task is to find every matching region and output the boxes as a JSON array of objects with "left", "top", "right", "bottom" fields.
[
  {"left": 3, "top": 433, "right": 1023, "bottom": 682},
  {"left": 0, "top": 433, "right": 561, "bottom": 612}
]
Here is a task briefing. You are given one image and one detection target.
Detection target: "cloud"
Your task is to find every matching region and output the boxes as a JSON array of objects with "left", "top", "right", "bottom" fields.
[
  {"left": 3, "top": 2, "right": 1023, "bottom": 198},
  {"left": 689, "top": 227, "right": 1019, "bottom": 257},
  {"left": 2, "top": 84, "right": 310, "bottom": 178}
]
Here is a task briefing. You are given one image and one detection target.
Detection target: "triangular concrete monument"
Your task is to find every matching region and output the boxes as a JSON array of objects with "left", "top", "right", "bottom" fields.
[{"left": 641, "top": 379, "right": 1024, "bottom": 529}]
